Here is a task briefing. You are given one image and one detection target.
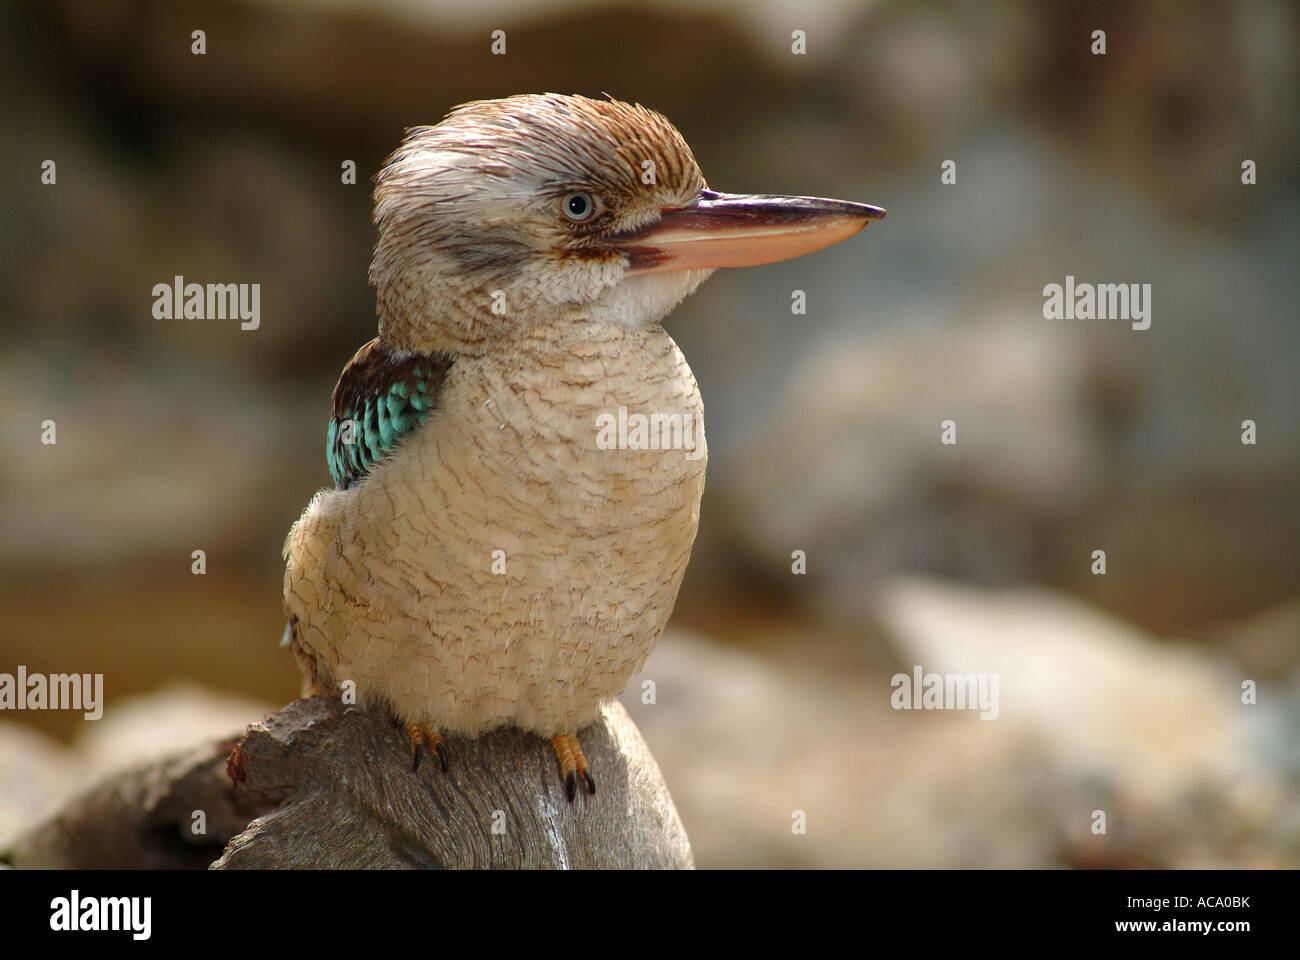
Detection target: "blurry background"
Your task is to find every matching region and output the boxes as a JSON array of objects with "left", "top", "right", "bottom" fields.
[{"left": 1, "top": 0, "right": 1297, "bottom": 867}]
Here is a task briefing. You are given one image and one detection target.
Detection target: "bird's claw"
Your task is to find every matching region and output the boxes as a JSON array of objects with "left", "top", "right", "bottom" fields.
[
  {"left": 551, "top": 733, "right": 596, "bottom": 802},
  {"left": 404, "top": 721, "right": 449, "bottom": 773}
]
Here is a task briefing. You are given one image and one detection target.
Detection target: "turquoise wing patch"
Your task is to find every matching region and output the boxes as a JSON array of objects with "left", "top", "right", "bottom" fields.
[{"left": 326, "top": 339, "right": 452, "bottom": 490}]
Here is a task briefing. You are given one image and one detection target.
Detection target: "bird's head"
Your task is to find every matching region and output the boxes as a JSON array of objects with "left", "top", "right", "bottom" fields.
[{"left": 370, "top": 93, "right": 884, "bottom": 353}]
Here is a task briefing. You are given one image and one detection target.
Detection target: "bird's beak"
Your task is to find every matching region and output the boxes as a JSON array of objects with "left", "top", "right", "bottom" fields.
[{"left": 617, "top": 189, "right": 885, "bottom": 275}]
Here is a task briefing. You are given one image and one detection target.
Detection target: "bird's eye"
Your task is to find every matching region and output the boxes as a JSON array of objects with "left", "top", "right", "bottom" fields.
[{"left": 561, "top": 192, "right": 596, "bottom": 222}]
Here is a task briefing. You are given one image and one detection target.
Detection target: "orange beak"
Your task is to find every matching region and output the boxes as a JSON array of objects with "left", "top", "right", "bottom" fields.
[{"left": 617, "top": 189, "right": 885, "bottom": 274}]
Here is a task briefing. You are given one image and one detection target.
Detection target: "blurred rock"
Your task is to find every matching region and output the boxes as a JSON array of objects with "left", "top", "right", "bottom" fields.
[
  {"left": 872, "top": 576, "right": 1298, "bottom": 867},
  {"left": 6, "top": 737, "right": 249, "bottom": 869},
  {"left": 0, "top": 682, "right": 275, "bottom": 846},
  {"left": 0, "top": 350, "right": 298, "bottom": 568},
  {"left": 719, "top": 315, "right": 1118, "bottom": 612},
  {"left": 874, "top": 577, "right": 1252, "bottom": 803},
  {"left": 624, "top": 626, "right": 1071, "bottom": 868},
  {"left": 1210, "top": 599, "right": 1300, "bottom": 682},
  {"left": 0, "top": 722, "right": 79, "bottom": 848},
  {"left": 625, "top": 605, "right": 1298, "bottom": 868},
  {"left": 1019, "top": 0, "right": 1299, "bottom": 219}
]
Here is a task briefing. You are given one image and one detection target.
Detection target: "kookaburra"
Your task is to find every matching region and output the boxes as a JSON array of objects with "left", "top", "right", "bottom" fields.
[{"left": 282, "top": 93, "right": 884, "bottom": 800}]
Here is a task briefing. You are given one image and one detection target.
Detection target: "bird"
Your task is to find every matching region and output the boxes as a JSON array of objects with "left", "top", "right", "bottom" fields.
[{"left": 281, "top": 93, "right": 884, "bottom": 801}]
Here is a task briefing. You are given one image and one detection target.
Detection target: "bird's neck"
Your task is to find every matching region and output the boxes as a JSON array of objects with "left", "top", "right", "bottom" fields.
[{"left": 376, "top": 285, "right": 588, "bottom": 358}]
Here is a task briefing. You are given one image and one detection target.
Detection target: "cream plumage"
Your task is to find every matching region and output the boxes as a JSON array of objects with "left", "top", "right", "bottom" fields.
[{"left": 282, "top": 93, "right": 884, "bottom": 799}]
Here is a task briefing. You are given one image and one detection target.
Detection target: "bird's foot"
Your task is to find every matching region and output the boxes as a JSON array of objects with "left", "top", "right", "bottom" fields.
[
  {"left": 551, "top": 733, "right": 596, "bottom": 802},
  {"left": 404, "top": 721, "right": 449, "bottom": 773}
]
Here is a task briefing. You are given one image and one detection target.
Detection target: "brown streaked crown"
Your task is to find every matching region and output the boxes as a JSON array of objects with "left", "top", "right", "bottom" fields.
[{"left": 380, "top": 94, "right": 704, "bottom": 216}]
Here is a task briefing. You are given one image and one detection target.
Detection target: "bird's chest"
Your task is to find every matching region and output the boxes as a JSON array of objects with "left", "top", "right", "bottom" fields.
[
  {"left": 350, "top": 329, "right": 706, "bottom": 726},
  {"left": 449, "top": 332, "right": 704, "bottom": 529},
  {"left": 390, "top": 328, "right": 706, "bottom": 594}
]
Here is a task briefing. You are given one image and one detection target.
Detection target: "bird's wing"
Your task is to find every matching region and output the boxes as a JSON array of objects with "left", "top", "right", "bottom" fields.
[{"left": 326, "top": 337, "right": 454, "bottom": 489}]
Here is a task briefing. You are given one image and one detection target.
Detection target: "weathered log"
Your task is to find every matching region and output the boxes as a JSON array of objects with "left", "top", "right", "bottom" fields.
[
  {"left": 215, "top": 697, "right": 693, "bottom": 869},
  {"left": 5, "top": 696, "right": 693, "bottom": 869}
]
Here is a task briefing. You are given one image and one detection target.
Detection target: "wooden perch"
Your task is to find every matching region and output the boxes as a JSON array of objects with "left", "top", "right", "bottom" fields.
[{"left": 6, "top": 696, "right": 693, "bottom": 869}]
